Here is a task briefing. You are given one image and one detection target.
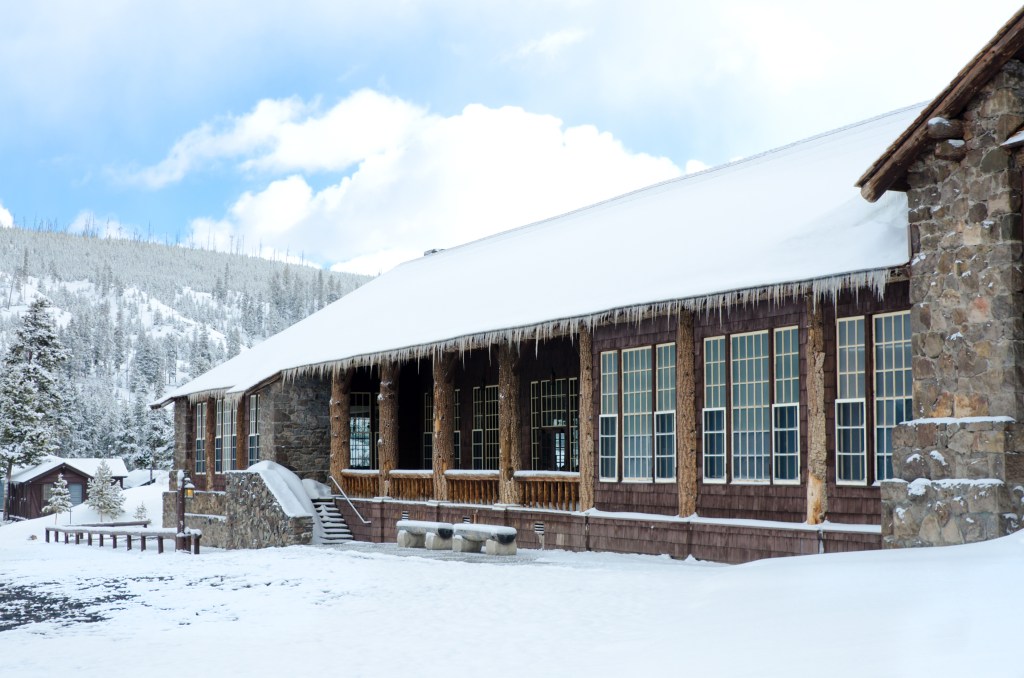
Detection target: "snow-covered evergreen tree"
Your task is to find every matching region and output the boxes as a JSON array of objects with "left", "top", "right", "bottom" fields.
[
  {"left": 42, "top": 473, "right": 73, "bottom": 524},
  {"left": 0, "top": 298, "right": 69, "bottom": 520},
  {"left": 85, "top": 460, "right": 124, "bottom": 522},
  {"left": 133, "top": 502, "right": 148, "bottom": 522}
]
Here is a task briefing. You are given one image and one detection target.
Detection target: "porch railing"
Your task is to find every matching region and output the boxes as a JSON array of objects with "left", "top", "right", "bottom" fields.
[
  {"left": 389, "top": 470, "right": 434, "bottom": 501},
  {"left": 445, "top": 470, "right": 500, "bottom": 505},
  {"left": 514, "top": 471, "right": 580, "bottom": 511},
  {"left": 340, "top": 469, "right": 380, "bottom": 498}
]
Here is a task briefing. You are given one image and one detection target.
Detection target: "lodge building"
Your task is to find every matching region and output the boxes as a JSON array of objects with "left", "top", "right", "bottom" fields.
[{"left": 157, "top": 8, "right": 1024, "bottom": 561}]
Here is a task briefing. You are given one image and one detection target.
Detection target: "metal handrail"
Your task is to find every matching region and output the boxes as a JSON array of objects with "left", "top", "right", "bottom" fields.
[{"left": 329, "top": 475, "right": 372, "bottom": 525}]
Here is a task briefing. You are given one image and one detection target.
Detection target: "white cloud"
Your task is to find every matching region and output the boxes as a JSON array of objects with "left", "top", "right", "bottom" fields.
[
  {"left": 684, "top": 159, "right": 709, "bottom": 174},
  {"left": 0, "top": 201, "right": 12, "bottom": 228},
  {"left": 68, "top": 211, "right": 134, "bottom": 239},
  {"left": 510, "top": 28, "right": 589, "bottom": 60},
  {"left": 181, "top": 91, "right": 681, "bottom": 272}
]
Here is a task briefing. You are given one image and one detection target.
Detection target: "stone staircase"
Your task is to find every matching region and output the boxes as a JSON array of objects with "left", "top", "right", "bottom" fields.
[{"left": 311, "top": 498, "right": 353, "bottom": 545}]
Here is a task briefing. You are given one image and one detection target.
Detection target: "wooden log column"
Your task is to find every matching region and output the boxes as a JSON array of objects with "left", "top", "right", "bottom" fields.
[
  {"left": 676, "top": 312, "right": 698, "bottom": 517},
  {"left": 498, "top": 343, "right": 522, "bottom": 505},
  {"left": 330, "top": 367, "right": 354, "bottom": 486},
  {"left": 805, "top": 297, "right": 828, "bottom": 524},
  {"left": 378, "top": 361, "right": 399, "bottom": 497},
  {"left": 578, "top": 326, "right": 596, "bottom": 511},
  {"left": 432, "top": 353, "right": 456, "bottom": 501},
  {"left": 205, "top": 396, "right": 216, "bottom": 489},
  {"left": 235, "top": 396, "right": 248, "bottom": 470}
]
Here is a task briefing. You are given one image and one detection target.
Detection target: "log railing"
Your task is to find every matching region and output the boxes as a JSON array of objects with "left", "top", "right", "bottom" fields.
[
  {"left": 340, "top": 469, "right": 380, "bottom": 498},
  {"left": 445, "top": 470, "right": 500, "bottom": 505},
  {"left": 389, "top": 470, "right": 434, "bottom": 501},
  {"left": 514, "top": 472, "right": 580, "bottom": 511}
]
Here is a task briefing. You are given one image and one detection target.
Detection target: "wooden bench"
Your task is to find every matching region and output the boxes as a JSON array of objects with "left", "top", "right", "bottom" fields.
[
  {"left": 452, "top": 523, "right": 517, "bottom": 555},
  {"left": 395, "top": 520, "right": 455, "bottom": 550}
]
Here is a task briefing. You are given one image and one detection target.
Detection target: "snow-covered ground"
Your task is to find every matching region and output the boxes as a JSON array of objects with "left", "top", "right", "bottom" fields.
[{"left": 1, "top": 481, "right": 1021, "bottom": 677}]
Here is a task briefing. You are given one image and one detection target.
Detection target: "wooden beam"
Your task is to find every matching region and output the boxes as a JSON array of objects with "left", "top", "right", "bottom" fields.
[
  {"left": 805, "top": 297, "right": 828, "bottom": 524},
  {"left": 676, "top": 312, "right": 698, "bottom": 517},
  {"left": 378, "top": 361, "right": 399, "bottom": 497},
  {"left": 498, "top": 343, "right": 522, "bottom": 505},
  {"left": 432, "top": 353, "right": 456, "bottom": 502},
  {"left": 578, "top": 326, "right": 596, "bottom": 511},
  {"left": 329, "top": 367, "right": 354, "bottom": 487}
]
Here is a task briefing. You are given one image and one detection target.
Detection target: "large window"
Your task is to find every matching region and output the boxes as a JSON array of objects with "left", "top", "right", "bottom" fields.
[
  {"left": 529, "top": 377, "right": 580, "bottom": 472},
  {"left": 248, "top": 394, "right": 260, "bottom": 467},
  {"left": 350, "top": 392, "right": 377, "bottom": 469},
  {"left": 702, "top": 337, "right": 727, "bottom": 482},
  {"left": 874, "top": 312, "right": 912, "bottom": 482},
  {"left": 195, "top": 402, "right": 206, "bottom": 475},
  {"left": 773, "top": 327, "right": 800, "bottom": 483},
  {"left": 836, "top": 317, "right": 867, "bottom": 484},
  {"left": 599, "top": 344, "right": 675, "bottom": 482},
  {"left": 214, "top": 399, "right": 236, "bottom": 473},
  {"left": 453, "top": 389, "right": 461, "bottom": 469},
  {"left": 731, "top": 331, "right": 770, "bottom": 482},
  {"left": 471, "top": 386, "right": 499, "bottom": 470},
  {"left": 423, "top": 392, "right": 433, "bottom": 469}
]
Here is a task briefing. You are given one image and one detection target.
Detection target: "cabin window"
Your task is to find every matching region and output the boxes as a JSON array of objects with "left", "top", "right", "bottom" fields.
[
  {"left": 702, "top": 337, "right": 727, "bottom": 482},
  {"left": 248, "top": 394, "right": 260, "bottom": 467},
  {"left": 836, "top": 317, "right": 867, "bottom": 484},
  {"left": 599, "top": 352, "right": 618, "bottom": 481},
  {"left": 69, "top": 483, "right": 84, "bottom": 505},
  {"left": 599, "top": 344, "right": 676, "bottom": 482},
  {"left": 529, "top": 377, "right": 580, "bottom": 472},
  {"left": 194, "top": 402, "right": 206, "bottom": 475},
  {"left": 214, "top": 399, "right": 236, "bottom": 473},
  {"left": 453, "top": 389, "right": 461, "bottom": 469},
  {"left": 874, "top": 312, "right": 912, "bottom": 482},
  {"left": 423, "top": 392, "right": 433, "bottom": 469},
  {"left": 773, "top": 327, "right": 800, "bottom": 483},
  {"left": 350, "top": 392, "right": 378, "bottom": 469}
]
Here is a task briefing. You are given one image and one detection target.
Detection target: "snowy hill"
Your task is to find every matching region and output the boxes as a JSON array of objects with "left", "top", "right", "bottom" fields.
[{"left": 0, "top": 225, "right": 369, "bottom": 468}]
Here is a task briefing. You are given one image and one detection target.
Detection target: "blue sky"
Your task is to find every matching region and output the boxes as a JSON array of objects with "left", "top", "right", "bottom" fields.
[{"left": 0, "top": 1, "right": 1020, "bottom": 274}]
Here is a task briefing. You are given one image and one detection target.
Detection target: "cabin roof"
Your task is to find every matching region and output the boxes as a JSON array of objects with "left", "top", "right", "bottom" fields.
[
  {"left": 11, "top": 457, "right": 129, "bottom": 484},
  {"left": 857, "top": 7, "right": 1024, "bottom": 202},
  {"left": 156, "top": 105, "right": 919, "bottom": 406}
]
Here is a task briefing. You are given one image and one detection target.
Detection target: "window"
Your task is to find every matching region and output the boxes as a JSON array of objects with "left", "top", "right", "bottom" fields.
[
  {"left": 731, "top": 331, "right": 770, "bottom": 482},
  {"left": 350, "top": 392, "right": 377, "bottom": 469},
  {"left": 599, "top": 344, "right": 675, "bottom": 482},
  {"left": 248, "top": 394, "right": 260, "bottom": 467},
  {"left": 453, "top": 389, "right": 461, "bottom": 469},
  {"left": 472, "top": 387, "right": 485, "bottom": 470},
  {"left": 599, "top": 352, "right": 618, "bottom": 481},
  {"left": 836, "top": 317, "right": 867, "bottom": 484},
  {"left": 773, "top": 327, "right": 800, "bottom": 483},
  {"left": 195, "top": 402, "right": 206, "bottom": 475},
  {"left": 529, "top": 377, "right": 580, "bottom": 472},
  {"left": 69, "top": 483, "right": 83, "bottom": 506},
  {"left": 214, "top": 399, "right": 236, "bottom": 473},
  {"left": 874, "top": 312, "right": 912, "bottom": 482},
  {"left": 484, "top": 385, "right": 499, "bottom": 470},
  {"left": 702, "top": 337, "right": 727, "bottom": 482},
  {"left": 423, "top": 392, "right": 433, "bottom": 469}
]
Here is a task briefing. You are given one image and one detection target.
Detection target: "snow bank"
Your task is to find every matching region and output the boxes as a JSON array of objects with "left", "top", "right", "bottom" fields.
[{"left": 245, "top": 461, "right": 314, "bottom": 518}]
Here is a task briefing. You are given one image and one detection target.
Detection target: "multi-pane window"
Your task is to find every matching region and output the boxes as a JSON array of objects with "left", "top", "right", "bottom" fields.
[
  {"left": 195, "top": 402, "right": 206, "bottom": 475},
  {"left": 213, "top": 399, "right": 236, "bottom": 473},
  {"left": 529, "top": 378, "right": 580, "bottom": 472},
  {"left": 214, "top": 399, "right": 223, "bottom": 473},
  {"left": 874, "top": 311, "right": 912, "bottom": 482},
  {"left": 731, "top": 331, "right": 770, "bottom": 482},
  {"left": 248, "top": 394, "right": 260, "bottom": 467},
  {"left": 484, "top": 385, "right": 499, "bottom": 470},
  {"left": 773, "top": 327, "right": 800, "bottom": 483},
  {"left": 599, "top": 344, "right": 675, "bottom": 482},
  {"left": 423, "top": 392, "right": 433, "bottom": 469},
  {"left": 453, "top": 389, "right": 461, "bottom": 469},
  {"left": 472, "top": 387, "right": 485, "bottom": 470},
  {"left": 350, "top": 392, "right": 376, "bottom": 469},
  {"left": 702, "top": 337, "right": 727, "bottom": 482},
  {"left": 836, "top": 317, "right": 867, "bottom": 484},
  {"left": 599, "top": 352, "right": 618, "bottom": 481}
]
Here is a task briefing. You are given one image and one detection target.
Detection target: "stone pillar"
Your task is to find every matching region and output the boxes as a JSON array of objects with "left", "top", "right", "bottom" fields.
[
  {"left": 330, "top": 367, "right": 353, "bottom": 487},
  {"left": 883, "top": 59, "right": 1024, "bottom": 547},
  {"left": 205, "top": 396, "right": 216, "bottom": 490},
  {"left": 236, "top": 397, "right": 248, "bottom": 470},
  {"left": 432, "top": 353, "right": 456, "bottom": 501},
  {"left": 378, "top": 361, "right": 399, "bottom": 497},
  {"left": 578, "top": 327, "right": 596, "bottom": 511},
  {"left": 805, "top": 298, "right": 828, "bottom": 525},
  {"left": 498, "top": 343, "right": 521, "bottom": 504},
  {"left": 676, "top": 312, "right": 698, "bottom": 517}
]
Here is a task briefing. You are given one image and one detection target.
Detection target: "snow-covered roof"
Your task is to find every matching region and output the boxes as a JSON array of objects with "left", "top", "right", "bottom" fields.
[
  {"left": 11, "top": 456, "right": 129, "bottom": 484},
  {"left": 158, "top": 105, "right": 919, "bottom": 405}
]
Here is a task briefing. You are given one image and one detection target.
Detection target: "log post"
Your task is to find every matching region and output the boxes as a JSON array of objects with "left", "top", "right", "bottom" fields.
[
  {"left": 498, "top": 343, "right": 522, "bottom": 505},
  {"left": 205, "top": 397, "right": 216, "bottom": 490},
  {"left": 433, "top": 353, "right": 456, "bottom": 501},
  {"left": 330, "top": 367, "right": 354, "bottom": 488},
  {"left": 806, "top": 297, "right": 828, "bottom": 524},
  {"left": 236, "top": 396, "right": 248, "bottom": 470},
  {"left": 378, "top": 361, "right": 399, "bottom": 497},
  {"left": 578, "top": 326, "right": 596, "bottom": 511},
  {"left": 677, "top": 311, "right": 698, "bottom": 517}
]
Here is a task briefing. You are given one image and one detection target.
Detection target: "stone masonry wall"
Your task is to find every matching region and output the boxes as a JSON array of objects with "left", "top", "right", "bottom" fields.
[
  {"left": 261, "top": 376, "right": 331, "bottom": 482},
  {"left": 226, "top": 472, "right": 313, "bottom": 549},
  {"left": 884, "top": 59, "right": 1024, "bottom": 547}
]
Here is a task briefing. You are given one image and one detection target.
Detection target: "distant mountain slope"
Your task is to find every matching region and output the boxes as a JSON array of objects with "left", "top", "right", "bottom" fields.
[{"left": 0, "top": 225, "right": 370, "bottom": 471}]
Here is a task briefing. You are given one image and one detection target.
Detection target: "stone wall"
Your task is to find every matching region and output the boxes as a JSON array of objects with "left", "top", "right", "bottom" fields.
[
  {"left": 162, "top": 489, "right": 231, "bottom": 547},
  {"left": 226, "top": 472, "right": 313, "bottom": 549},
  {"left": 885, "top": 59, "right": 1024, "bottom": 547},
  {"left": 261, "top": 376, "right": 331, "bottom": 482}
]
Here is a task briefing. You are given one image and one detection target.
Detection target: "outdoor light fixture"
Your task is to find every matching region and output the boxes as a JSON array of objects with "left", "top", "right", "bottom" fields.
[{"left": 184, "top": 477, "right": 195, "bottom": 499}]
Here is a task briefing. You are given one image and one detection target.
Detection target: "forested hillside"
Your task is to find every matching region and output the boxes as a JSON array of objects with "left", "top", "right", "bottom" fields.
[{"left": 0, "top": 225, "right": 368, "bottom": 470}]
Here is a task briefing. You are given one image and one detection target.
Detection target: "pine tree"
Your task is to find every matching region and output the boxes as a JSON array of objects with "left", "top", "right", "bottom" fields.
[
  {"left": 85, "top": 460, "right": 124, "bottom": 522},
  {"left": 0, "top": 298, "right": 69, "bottom": 520},
  {"left": 43, "top": 473, "right": 73, "bottom": 524},
  {"left": 133, "top": 502, "right": 148, "bottom": 522}
]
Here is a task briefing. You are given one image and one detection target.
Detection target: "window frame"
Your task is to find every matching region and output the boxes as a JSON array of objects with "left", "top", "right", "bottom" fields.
[
  {"left": 872, "top": 310, "right": 912, "bottom": 484},
  {"left": 701, "top": 336, "right": 727, "bottom": 484},
  {"left": 598, "top": 351, "right": 619, "bottom": 482},
  {"left": 247, "top": 394, "right": 260, "bottom": 468},
  {"left": 835, "top": 315, "right": 868, "bottom": 487},
  {"left": 729, "top": 330, "right": 771, "bottom": 485},
  {"left": 653, "top": 342, "right": 676, "bottom": 483},
  {"left": 772, "top": 326, "right": 801, "bottom": 485},
  {"left": 194, "top": 402, "right": 206, "bottom": 476}
]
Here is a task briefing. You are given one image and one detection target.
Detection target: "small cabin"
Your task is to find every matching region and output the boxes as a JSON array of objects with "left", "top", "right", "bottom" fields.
[{"left": 5, "top": 457, "right": 128, "bottom": 520}]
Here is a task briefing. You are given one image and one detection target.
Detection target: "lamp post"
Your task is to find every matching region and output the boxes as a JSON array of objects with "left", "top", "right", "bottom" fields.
[{"left": 175, "top": 469, "right": 194, "bottom": 552}]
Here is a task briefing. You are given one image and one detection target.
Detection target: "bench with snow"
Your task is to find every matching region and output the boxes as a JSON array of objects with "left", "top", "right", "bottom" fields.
[
  {"left": 395, "top": 520, "right": 455, "bottom": 550},
  {"left": 452, "top": 524, "right": 517, "bottom": 556}
]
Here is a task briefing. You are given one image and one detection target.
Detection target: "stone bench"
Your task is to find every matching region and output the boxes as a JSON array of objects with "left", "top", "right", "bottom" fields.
[
  {"left": 452, "top": 523, "right": 518, "bottom": 556},
  {"left": 395, "top": 520, "right": 455, "bottom": 550}
]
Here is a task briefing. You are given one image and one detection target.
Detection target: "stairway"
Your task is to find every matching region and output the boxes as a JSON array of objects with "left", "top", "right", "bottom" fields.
[{"left": 311, "top": 498, "right": 354, "bottom": 545}]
